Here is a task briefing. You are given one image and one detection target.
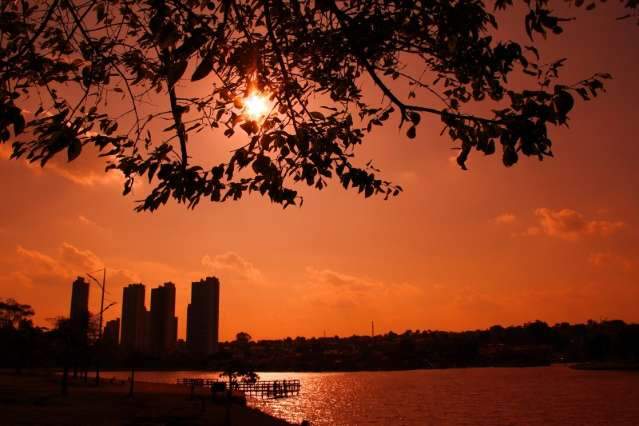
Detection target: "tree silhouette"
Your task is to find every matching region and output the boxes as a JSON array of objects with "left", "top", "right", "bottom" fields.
[
  {"left": 1, "top": 1, "right": 636, "bottom": 210},
  {"left": 49, "top": 313, "right": 99, "bottom": 394},
  {"left": 235, "top": 331, "right": 252, "bottom": 345},
  {"left": 50, "top": 317, "right": 75, "bottom": 395},
  {"left": 0, "top": 299, "right": 37, "bottom": 374},
  {"left": 220, "top": 357, "right": 258, "bottom": 426},
  {"left": 0, "top": 298, "right": 35, "bottom": 328}
]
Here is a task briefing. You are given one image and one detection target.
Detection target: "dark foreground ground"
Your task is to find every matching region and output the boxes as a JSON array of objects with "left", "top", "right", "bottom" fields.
[{"left": 0, "top": 371, "right": 291, "bottom": 426}]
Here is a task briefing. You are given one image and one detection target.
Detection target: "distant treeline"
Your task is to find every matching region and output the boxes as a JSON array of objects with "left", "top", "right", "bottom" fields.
[
  {"left": 211, "top": 320, "right": 639, "bottom": 371},
  {"left": 1, "top": 298, "right": 638, "bottom": 372}
]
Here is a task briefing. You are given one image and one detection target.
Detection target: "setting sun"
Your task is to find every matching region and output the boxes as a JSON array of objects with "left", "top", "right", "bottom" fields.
[{"left": 243, "top": 92, "right": 270, "bottom": 121}]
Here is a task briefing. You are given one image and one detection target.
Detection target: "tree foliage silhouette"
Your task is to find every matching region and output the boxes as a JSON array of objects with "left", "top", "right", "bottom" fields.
[
  {"left": 0, "top": 299, "right": 37, "bottom": 374},
  {"left": 1, "top": 0, "right": 636, "bottom": 210},
  {"left": 0, "top": 298, "right": 35, "bottom": 328}
]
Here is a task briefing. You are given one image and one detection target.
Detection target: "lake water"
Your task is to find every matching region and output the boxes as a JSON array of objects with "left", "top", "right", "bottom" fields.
[{"left": 103, "top": 366, "right": 639, "bottom": 425}]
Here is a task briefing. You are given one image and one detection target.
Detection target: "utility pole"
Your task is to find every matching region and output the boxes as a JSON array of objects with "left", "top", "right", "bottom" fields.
[
  {"left": 87, "top": 268, "right": 107, "bottom": 386},
  {"left": 98, "top": 268, "right": 105, "bottom": 385},
  {"left": 371, "top": 320, "right": 374, "bottom": 337}
]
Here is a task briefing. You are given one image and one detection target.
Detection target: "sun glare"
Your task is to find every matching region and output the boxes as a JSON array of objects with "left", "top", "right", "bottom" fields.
[{"left": 243, "top": 92, "right": 270, "bottom": 121}]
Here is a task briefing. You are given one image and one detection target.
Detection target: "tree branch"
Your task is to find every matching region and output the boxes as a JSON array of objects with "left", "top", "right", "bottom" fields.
[
  {"left": 262, "top": 0, "right": 303, "bottom": 133},
  {"left": 327, "top": 1, "right": 500, "bottom": 127},
  {"left": 166, "top": 73, "right": 188, "bottom": 170}
]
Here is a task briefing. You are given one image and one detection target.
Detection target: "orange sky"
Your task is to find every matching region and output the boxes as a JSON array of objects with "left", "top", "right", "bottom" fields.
[{"left": 1, "top": 5, "right": 638, "bottom": 341}]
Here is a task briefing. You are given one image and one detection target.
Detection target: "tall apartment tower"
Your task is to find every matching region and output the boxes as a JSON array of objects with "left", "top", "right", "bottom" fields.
[
  {"left": 186, "top": 277, "right": 220, "bottom": 356},
  {"left": 149, "top": 282, "right": 177, "bottom": 355},
  {"left": 69, "top": 276, "right": 90, "bottom": 325},
  {"left": 121, "top": 283, "right": 146, "bottom": 352},
  {"left": 103, "top": 318, "right": 120, "bottom": 346},
  {"left": 144, "top": 310, "right": 152, "bottom": 353}
]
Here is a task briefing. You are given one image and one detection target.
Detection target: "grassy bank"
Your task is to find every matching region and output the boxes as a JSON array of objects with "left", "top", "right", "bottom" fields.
[{"left": 0, "top": 371, "right": 291, "bottom": 426}]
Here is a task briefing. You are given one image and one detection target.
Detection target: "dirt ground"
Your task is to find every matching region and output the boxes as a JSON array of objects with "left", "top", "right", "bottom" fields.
[{"left": 0, "top": 371, "right": 292, "bottom": 426}]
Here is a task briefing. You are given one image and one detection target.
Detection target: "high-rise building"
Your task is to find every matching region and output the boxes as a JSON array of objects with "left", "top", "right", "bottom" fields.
[
  {"left": 121, "top": 283, "right": 146, "bottom": 352},
  {"left": 103, "top": 318, "right": 120, "bottom": 346},
  {"left": 144, "top": 309, "right": 152, "bottom": 353},
  {"left": 69, "top": 276, "right": 89, "bottom": 326},
  {"left": 149, "top": 282, "right": 177, "bottom": 355},
  {"left": 187, "top": 277, "right": 220, "bottom": 356}
]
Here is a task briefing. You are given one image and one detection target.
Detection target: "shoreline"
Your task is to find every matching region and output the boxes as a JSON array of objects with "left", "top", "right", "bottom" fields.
[
  {"left": 76, "top": 362, "right": 554, "bottom": 374},
  {"left": 48, "top": 361, "right": 639, "bottom": 377},
  {"left": 90, "top": 362, "right": 559, "bottom": 376},
  {"left": 0, "top": 371, "right": 293, "bottom": 426},
  {"left": 571, "top": 362, "right": 639, "bottom": 371}
]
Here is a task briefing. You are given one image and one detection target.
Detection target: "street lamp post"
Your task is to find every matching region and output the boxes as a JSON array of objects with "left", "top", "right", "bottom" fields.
[{"left": 87, "top": 268, "right": 115, "bottom": 386}]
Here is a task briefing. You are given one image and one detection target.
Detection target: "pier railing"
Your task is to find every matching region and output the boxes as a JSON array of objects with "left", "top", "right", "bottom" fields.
[{"left": 177, "top": 378, "right": 301, "bottom": 399}]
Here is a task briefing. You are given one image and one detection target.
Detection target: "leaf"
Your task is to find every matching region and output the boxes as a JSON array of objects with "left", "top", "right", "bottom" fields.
[
  {"left": 524, "top": 45, "right": 540, "bottom": 59},
  {"left": 554, "top": 90, "right": 574, "bottom": 123},
  {"left": 7, "top": 106, "right": 24, "bottom": 135},
  {"left": 157, "top": 24, "right": 179, "bottom": 49},
  {"left": 364, "top": 185, "right": 374, "bottom": 198},
  {"left": 67, "top": 138, "right": 82, "bottom": 162},
  {"left": 167, "top": 60, "right": 188, "bottom": 88},
  {"left": 406, "top": 126, "right": 416, "bottom": 139},
  {"left": 123, "top": 178, "right": 133, "bottom": 196},
  {"left": 175, "top": 31, "right": 207, "bottom": 59},
  {"left": 575, "top": 87, "right": 589, "bottom": 100},
  {"left": 148, "top": 163, "right": 159, "bottom": 182},
  {"left": 502, "top": 147, "right": 518, "bottom": 167},
  {"left": 191, "top": 51, "right": 215, "bottom": 81},
  {"left": 484, "top": 140, "right": 496, "bottom": 155},
  {"left": 96, "top": 4, "right": 106, "bottom": 22},
  {"left": 457, "top": 143, "right": 471, "bottom": 170},
  {"left": 240, "top": 120, "right": 259, "bottom": 135},
  {"left": 13, "top": 114, "right": 25, "bottom": 135},
  {"left": 82, "top": 66, "right": 92, "bottom": 88}
]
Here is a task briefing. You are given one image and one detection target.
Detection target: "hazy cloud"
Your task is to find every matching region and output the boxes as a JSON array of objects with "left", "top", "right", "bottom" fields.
[
  {"left": 303, "top": 267, "right": 424, "bottom": 311},
  {"left": 397, "top": 170, "right": 419, "bottom": 184},
  {"left": 0, "top": 243, "right": 138, "bottom": 325},
  {"left": 58, "top": 243, "right": 103, "bottom": 273},
  {"left": 78, "top": 215, "right": 93, "bottom": 226},
  {"left": 5, "top": 243, "right": 136, "bottom": 289},
  {"left": 9, "top": 243, "right": 102, "bottom": 288},
  {"left": 534, "top": 208, "right": 624, "bottom": 240},
  {"left": 201, "top": 252, "right": 263, "bottom": 282},
  {"left": 588, "top": 252, "right": 633, "bottom": 270},
  {"left": 306, "top": 268, "right": 381, "bottom": 293},
  {"left": 45, "top": 148, "right": 122, "bottom": 186},
  {"left": 77, "top": 215, "right": 112, "bottom": 238},
  {"left": 1, "top": 142, "right": 122, "bottom": 186},
  {"left": 495, "top": 213, "right": 517, "bottom": 224},
  {"left": 14, "top": 245, "right": 70, "bottom": 283},
  {"left": 297, "top": 268, "right": 519, "bottom": 334}
]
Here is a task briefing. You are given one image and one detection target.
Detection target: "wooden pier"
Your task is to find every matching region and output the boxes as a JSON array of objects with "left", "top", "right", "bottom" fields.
[
  {"left": 235, "top": 379, "right": 301, "bottom": 398},
  {"left": 177, "top": 378, "right": 301, "bottom": 399}
]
